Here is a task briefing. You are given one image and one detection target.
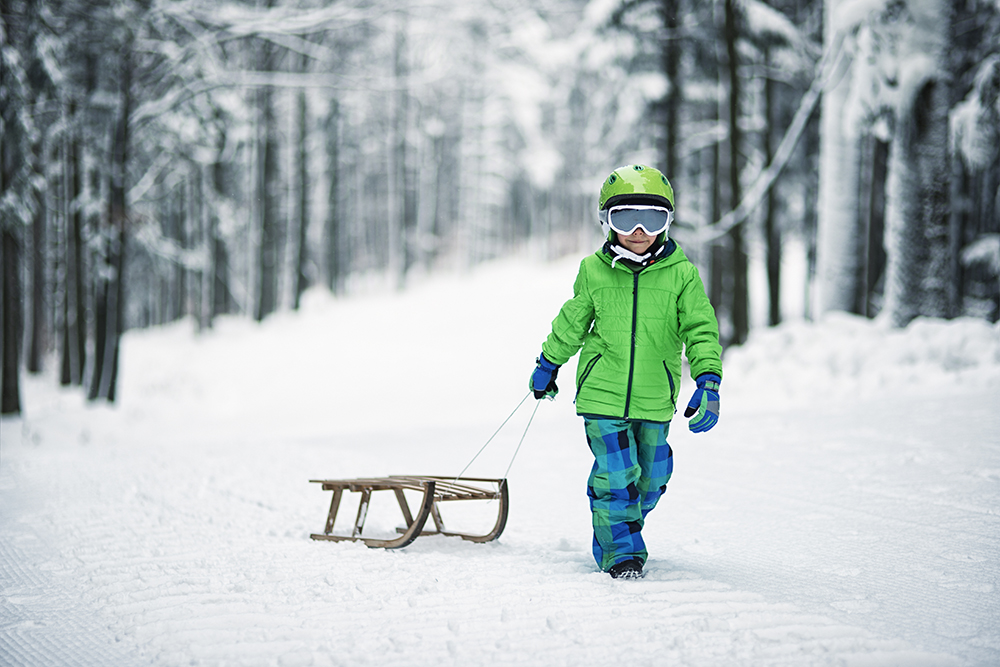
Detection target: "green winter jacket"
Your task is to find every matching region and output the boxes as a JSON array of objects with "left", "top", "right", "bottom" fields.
[{"left": 541, "top": 242, "right": 722, "bottom": 422}]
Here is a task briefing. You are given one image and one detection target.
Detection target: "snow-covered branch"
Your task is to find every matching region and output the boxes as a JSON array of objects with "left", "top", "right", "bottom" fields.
[
  {"left": 132, "top": 221, "right": 210, "bottom": 271},
  {"left": 698, "top": 31, "right": 847, "bottom": 242}
]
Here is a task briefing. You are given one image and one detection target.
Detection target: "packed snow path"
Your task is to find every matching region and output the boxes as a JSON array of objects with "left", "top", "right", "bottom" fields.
[{"left": 2, "top": 256, "right": 998, "bottom": 666}]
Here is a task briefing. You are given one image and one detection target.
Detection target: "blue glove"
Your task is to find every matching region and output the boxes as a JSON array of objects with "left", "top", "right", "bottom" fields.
[
  {"left": 684, "top": 373, "right": 720, "bottom": 433},
  {"left": 529, "top": 353, "right": 560, "bottom": 400}
]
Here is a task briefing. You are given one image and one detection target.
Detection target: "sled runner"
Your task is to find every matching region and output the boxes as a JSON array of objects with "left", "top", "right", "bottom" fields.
[{"left": 309, "top": 476, "right": 508, "bottom": 549}]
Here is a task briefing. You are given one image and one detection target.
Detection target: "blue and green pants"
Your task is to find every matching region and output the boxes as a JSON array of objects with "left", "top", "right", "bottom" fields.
[{"left": 584, "top": 417, "right": 673, "bottom": 572}]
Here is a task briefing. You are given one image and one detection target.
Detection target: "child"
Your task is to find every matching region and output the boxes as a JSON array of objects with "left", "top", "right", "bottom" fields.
[{"left": 530, "top": 164, "right": 723, "bottom": 579}]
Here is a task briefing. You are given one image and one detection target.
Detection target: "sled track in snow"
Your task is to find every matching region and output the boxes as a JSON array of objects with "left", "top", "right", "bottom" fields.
[
  {"left": 298, "top": 553, "right": 958, "bottom": 667},
  {"left": 0, "top": 522, "right": 958, "bottom": 667},
  {"left": 0, "top": 537, "right": 143, "bottom": 667},
  {"left": 0, "top": 436, "right": 970, "bottom": 667},
  {"left": 3, "top": 374, "right": 991, "bottom": 665}
]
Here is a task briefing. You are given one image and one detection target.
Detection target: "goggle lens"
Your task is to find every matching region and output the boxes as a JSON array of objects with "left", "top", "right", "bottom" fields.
[{"left": 607, "top": 205, "right": 673, "bottom": 236}]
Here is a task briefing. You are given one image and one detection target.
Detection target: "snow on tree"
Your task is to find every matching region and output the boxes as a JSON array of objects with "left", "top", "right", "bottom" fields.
[
  {"left": 815, "top": 0, "right": 867, "bottom": 317},
  {"left": 952, "top": 55, "right": 1000, "bottom": 320},
  {"left": 879, "top": 0, "right": 953, "bottom": 326}
]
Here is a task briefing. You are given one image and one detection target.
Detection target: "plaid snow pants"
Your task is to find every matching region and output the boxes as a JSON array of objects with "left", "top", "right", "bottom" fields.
[{"left": 584, "top": 417, "right": 673, "bottom": 572}]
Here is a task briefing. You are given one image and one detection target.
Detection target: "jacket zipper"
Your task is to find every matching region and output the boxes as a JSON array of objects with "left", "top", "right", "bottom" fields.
[{"left": 622, "top": 271, "right": 640, "bottom": 419}]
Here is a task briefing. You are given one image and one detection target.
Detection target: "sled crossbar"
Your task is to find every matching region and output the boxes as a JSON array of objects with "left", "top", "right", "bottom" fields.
[{"left": 309, "top": 476, "right": 508, "bottom": 549}]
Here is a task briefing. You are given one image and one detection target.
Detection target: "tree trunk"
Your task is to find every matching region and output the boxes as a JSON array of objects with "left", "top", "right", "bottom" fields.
[
  {"left": 325, "top": 100, "right": 343, "bottom": 294},
  {"left": 89, "top": 43, "right": 131, "bottom": 403},
  {"left": 210, "top": 125, "right": 230, "bottom": 319},
  {"left": 816, "top": 1, "right": 864, "bottom": 315},
  {"left": 882, "top": 80, "right": 952, "bottom": 326},
  {"left": 175, "top": 182, "right": 187, "bottom": 321},
  {"left": 881, "top": 0, "right": 953, "bottom": 327},
  {"left": 0, "top": 0, "right": 25, "bottom": 414},
  {"left": 392, "top": 13, "right": 416, "bottom": 284},
  {"left": 27, "top": 129, "right": 46, "bottom": 374},
  {"left": 61, "top": 100, "right": 87, "bottom": 386},
  {"left": 858, "top": 134, "right": 888, "bottom": 317},
  {"left": 659, "top": 0, "right": 682, "bottom": 180},
  {"left": 709, "top": 104, "right": 727, "bottom": 339},
  {"left": 213, "top": 237, "right": 230, "bottom": 318},
  {"left": 802, "top": 93, "right": 822, "bottom": 320},
  {"left": 293, "top": 88, "right": 310, "bottom": 310},
  {"left": 254, "top": 2, "right": 282, "bottom": 321},
  {"left": 724, "top": 0, "right": 748, "bottom": 344},
  {"left": 199, "top": 167, "right": 215, "bottom": 330},
  {"left": 1, "top": 228, "right": 22, "bottom": 415},
  {"left": 764, "top": 48, "right": 781, "bottom": 327},
  {"left": 255, "top": 87, "right": 281, "bottom": 321}
]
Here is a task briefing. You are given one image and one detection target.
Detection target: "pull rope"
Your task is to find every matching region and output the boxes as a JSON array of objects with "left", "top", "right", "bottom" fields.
[
  {"left": 455, "top": 391, "right": 534, "bottom": 481},
  {"left": 502, "top": 399, "right": 540, "bottom": 479}
]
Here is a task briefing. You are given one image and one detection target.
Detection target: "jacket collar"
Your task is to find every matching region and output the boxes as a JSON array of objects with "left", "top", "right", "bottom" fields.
[{"left": 601, "top": 238, "right": 679, "bottom": 271}]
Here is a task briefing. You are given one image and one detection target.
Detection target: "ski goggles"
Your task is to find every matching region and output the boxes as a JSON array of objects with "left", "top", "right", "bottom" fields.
[{"left": 606, "top": 204, "right": 674, "bottom": 236}]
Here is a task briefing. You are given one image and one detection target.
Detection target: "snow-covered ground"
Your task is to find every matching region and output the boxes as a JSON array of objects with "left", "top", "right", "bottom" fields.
[{"left": 2, "top": 254, "right": 999, "bottom": 666}]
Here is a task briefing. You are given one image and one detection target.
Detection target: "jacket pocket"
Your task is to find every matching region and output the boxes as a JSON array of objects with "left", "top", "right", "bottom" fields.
[
  {"left": 663, "top": 361, "right": 677, "bottom": 410},
  {"left": 575, "top": 354, "right": 603, "bottom": 403}
]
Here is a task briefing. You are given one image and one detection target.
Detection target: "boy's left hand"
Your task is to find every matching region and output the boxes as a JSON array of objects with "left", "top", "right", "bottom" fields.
[
  {"left": 530, "top": 353, "right": 560, "bottom": 400},
  {"left": 684, "top": 373, "right": 720, "bottom": 432}
]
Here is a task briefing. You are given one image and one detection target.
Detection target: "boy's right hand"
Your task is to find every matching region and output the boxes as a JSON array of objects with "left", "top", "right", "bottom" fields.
[
  {"left": 684, "top": 373, "right": 721, "bottom": 432},
  {"left": 530, "top": 353, "right": 560, "bottom": 400}
]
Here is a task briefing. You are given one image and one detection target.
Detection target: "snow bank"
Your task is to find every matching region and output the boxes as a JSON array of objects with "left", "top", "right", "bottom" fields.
[
  {"left": 115, "top": 257, "right": 1000, "bottom": 428},
  {"left": 723, "top": 312, "right": 1000, "bottom": 407}
]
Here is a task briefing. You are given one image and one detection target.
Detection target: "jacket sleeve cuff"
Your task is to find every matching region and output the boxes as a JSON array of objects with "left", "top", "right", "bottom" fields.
[
  {"left": 695, "top": 372, "right": 721, "bottom": 388},
  {"left": 537, "top": 352, "right": 560, "bottom": 370}
]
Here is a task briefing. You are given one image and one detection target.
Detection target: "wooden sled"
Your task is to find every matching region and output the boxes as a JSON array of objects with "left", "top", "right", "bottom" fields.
[{"left": 309, "top": 476, "right": 508, "bottom": 549}]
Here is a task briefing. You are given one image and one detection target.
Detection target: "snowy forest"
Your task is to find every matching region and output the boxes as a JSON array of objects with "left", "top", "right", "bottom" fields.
[{"left": 1, "top": 0, "right": 999, "bottom": 415}]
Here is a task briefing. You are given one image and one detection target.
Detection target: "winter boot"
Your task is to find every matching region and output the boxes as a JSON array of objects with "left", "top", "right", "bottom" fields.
[{"left": 609, "top": 558, "right": 644, "bottom": 579}]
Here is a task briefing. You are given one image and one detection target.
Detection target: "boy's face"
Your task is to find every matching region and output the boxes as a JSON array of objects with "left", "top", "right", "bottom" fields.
[{"left": 616, "top": 229, "right": 655, "bottom": 255}]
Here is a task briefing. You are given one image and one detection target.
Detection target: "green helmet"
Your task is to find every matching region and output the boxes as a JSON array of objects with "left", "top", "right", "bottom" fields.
[
  {"left": 598, "top": 165, "right": 674, "bottom": 236},
  {"left": 599, "top": 164, "right": 674, "bottom": 211}
]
